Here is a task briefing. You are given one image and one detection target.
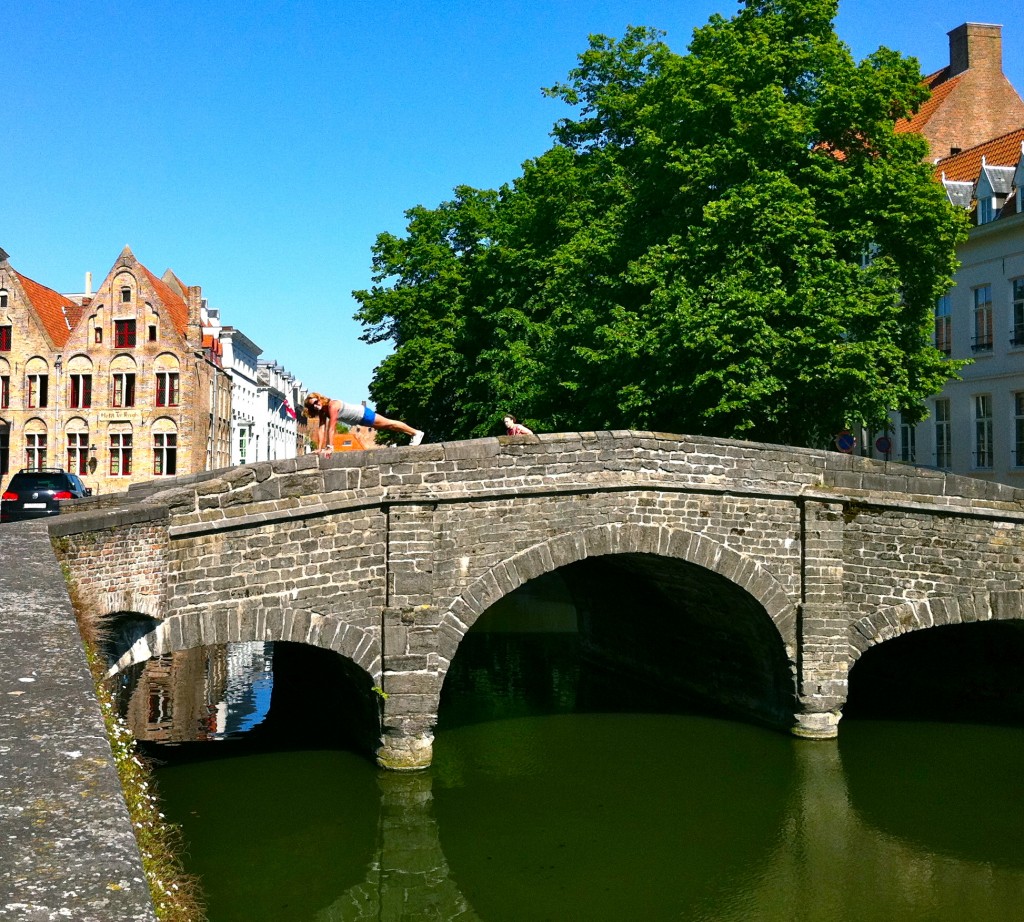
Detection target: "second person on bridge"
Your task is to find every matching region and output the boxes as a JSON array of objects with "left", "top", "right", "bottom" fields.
[{"left": 303, "top": 393, "right": 425, "bottom": 456}]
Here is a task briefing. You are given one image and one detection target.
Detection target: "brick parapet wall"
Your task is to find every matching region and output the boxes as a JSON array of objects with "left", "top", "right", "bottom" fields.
[
  {"left": 50, "top": 515, "right": 169, "bottom": 623},
  {"left": 50, "top": 432, "right": 1022, "bottom": 536}
]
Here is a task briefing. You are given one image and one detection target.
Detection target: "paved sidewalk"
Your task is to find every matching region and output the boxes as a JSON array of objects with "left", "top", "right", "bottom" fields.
[{"left": 0, "top": 520, "right": 155, "bottom": 921}]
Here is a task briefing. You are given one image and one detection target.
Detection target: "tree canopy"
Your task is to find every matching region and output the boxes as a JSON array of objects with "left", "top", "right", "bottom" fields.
[{"left": 353, "top": 0, "right": 968, "bottom": 447}]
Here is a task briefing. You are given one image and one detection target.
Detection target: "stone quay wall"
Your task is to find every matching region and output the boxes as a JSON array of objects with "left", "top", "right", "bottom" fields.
[{"left": 0, "top": 520, "right": 155, "bottom": 920}]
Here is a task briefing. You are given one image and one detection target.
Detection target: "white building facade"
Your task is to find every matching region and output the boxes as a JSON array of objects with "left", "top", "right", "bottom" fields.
[
  {"left": 202, "top": 307, "right": 306, "bottom": 465},
  {"left": 895, "top": 133, "right": 1024, "bottom": 485},
  {"left": 218, "top": 326, "right": 263, "bottom": 466},
  {"left": 256, "top": 359, "right": 304, "bottom": 461}
]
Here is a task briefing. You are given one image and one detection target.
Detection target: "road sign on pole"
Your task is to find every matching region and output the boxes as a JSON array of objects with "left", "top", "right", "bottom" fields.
[{"left": 835, "top": 430, "right": 856, "bottom": 453}]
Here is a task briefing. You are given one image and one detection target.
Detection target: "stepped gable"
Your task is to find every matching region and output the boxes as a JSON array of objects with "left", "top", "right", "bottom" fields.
[{"left": 11, "top": 268, "right": 82, "bottom": 348}]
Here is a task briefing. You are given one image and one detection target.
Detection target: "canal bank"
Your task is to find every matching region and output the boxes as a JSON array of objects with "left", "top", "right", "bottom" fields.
[{"left": 0, "top": 520, "right": 155, "bottom": 921}]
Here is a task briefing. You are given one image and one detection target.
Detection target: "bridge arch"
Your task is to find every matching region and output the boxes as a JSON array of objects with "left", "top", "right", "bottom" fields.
[
  {"left": 106, "top": 607, "right": 382, "bottom": 683},
  {"left": 439, "top": 522, "right": 797, "bottom": 660},
  {"left": 846, "top": 591, "right": 1024, "bottom": 724},
  {"left": 92, "top": 589, "right": 164, "bottom": 622},
  {"left": 395, "top": 522, "right": 801, "bottom": 754},
  {"left": 849, "top": 590, "right": 1024, "bottom": 660}
]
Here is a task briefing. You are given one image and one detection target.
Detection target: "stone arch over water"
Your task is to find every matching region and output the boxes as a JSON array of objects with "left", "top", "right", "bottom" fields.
[
  {"left": 106, "top": 606, "right": 382, "bottom": 684},
  {"left": 849, "top": 590, "right": 1024, "bottom": 661},
  {"left": 443, "top": 523, "right": 796, "bottom": 640},
  {"left": 430, "top": 522, "right": 799, "bottom": 730},
  {"left": 846, "top": 591, "right": 1024, "bottom": 725}
]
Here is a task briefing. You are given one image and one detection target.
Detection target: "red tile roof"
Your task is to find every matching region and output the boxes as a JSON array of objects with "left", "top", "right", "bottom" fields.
[
  {"left": 332, "top": 430, "right": 369, "bottom": 452},
  {"left": 895, "top": 69, "right": 964, "bottom": 136},
  {"left": 201, "top": 333, "right": 223, "bottom": 354},
  {"left": 139, "top": 264, "right": 190, "bottom": 335},
  {"left": 934, "top": 126, "right": 1024, "bottom": 182},
  {"left": 13, "top": 270, "right": 82, "bottom": 348}
]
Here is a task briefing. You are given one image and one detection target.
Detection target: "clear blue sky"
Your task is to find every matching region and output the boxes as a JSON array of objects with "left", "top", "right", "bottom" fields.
[{"left": 6, "top": 1, "right": 1022, "bottom": 404}]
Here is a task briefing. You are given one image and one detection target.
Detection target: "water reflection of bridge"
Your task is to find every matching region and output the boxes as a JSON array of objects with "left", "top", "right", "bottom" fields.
[
  {"left": 132, "top": 639, "right": 1024, "bottom": 920},
  {"left": 330, "top": 740, "right": 1022, "bottom": 921}
]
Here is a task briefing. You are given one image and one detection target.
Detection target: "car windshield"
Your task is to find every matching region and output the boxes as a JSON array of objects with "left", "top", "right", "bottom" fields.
[{"left": 10, "top": 475, "right": 68, "bottom": 492}]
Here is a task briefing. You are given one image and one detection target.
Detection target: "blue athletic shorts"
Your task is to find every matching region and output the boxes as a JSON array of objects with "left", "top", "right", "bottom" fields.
[{"left": 337, "top": 401, "right": 376, "bottom": 427}]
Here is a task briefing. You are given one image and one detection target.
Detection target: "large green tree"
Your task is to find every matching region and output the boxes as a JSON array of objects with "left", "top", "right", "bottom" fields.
[{"left": 354, "top": 0, "right": 968, "bottom": 446}]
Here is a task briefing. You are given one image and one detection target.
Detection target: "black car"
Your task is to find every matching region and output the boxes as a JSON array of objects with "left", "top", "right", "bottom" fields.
[{"left": 1, "top": 468, "right": 92, "bottom": 523}]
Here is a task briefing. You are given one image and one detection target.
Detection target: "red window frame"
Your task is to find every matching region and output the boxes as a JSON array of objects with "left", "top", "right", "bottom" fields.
[
  {"left": 109, "top": 433, "right": 133, "bottom": 476},
  {"left": 112, "top": 373, "right": 136, "bottom": 408},
  {"left": 27, "top": 374, "right": 48, "bottom": 409},
  {"left": 156, "top": 371, "right": 180, "bottom": 407},
  {"left": 69, "top": 374, "right": 93, "bottom": 409},
  {"left": 0, "top": 326, "right": 11, "bottom": 351},
  {"left": 114, "top": 319, "right": 137, "bottom": 348},
  {"left": 67, "top": 433, "right": 89, "bottom": 475},
  {"left": 153, "top": 432, "right": 177, "bottom": 475}
]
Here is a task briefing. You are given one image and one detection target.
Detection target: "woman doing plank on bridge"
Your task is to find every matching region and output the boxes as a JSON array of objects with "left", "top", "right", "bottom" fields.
[{"left": 303, "top": 393, "right": 424, "bottom": 457}]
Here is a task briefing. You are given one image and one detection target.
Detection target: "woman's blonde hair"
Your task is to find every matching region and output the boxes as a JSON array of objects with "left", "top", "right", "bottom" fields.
[{"left": 304, "top": 392, "right": 329, "bottom": 418}]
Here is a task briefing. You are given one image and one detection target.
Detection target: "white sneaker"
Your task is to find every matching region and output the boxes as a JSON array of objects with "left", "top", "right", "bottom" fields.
[{"left": 410, "top": 430, "right": 424, "bottom": 446}]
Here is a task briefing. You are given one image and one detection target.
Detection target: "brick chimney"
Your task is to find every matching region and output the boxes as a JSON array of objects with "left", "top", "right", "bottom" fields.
[
  {"left": 948, "top": 23, "right": 1003, "bottom": 76},
  {"left": 914, "top": 22, "right": 1024, "bottom": 159},
  {"left": 186, "top": 284, "right": 203, "bottom": 349}
]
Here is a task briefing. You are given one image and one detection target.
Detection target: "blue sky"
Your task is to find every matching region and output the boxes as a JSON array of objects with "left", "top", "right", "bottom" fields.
[{"left": 6, "top": 1, "right": 1022, "bottom": 404}]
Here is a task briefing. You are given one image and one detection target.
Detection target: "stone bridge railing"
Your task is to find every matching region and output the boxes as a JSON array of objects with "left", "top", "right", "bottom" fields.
[{"left": 49, "top": 431, "right": 1024, "bottom": 768}]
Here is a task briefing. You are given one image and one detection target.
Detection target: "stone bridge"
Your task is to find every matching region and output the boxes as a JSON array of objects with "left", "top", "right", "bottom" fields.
[{"left": 49, "top": 431, "right": 1024, "bottom": 769}]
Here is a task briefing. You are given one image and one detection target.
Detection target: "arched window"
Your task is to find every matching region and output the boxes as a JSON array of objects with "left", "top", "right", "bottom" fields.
[
  {"left": 0, "top": 357, "right": 10, "bottom": 410},
  {"left": 154, "top": 354, "right": 181, "bottom": 407},
  {"left": 110, "top": 354, "right": 138, "bottom": 408},
  {"left": 66, "top": 355, "right": 94, "bottom": 409},
  {"left": 25, "top": 357, "right": 49, "bottom": 409}
]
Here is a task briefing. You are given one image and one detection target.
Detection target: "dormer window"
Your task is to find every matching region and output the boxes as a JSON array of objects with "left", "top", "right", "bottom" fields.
[
  {"left": 975, "top": 162, "right": 1014, "bottom": 225},
  {"left": 120, "top": 287, "right": 131, "bottom": 303}
]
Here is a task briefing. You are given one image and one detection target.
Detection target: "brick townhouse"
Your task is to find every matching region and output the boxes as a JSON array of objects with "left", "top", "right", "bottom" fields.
[
  {"left": 895, "top": 22, "right": 1024, "bottom": 160},
  {"left": 0, "top": 245, "right": 231, "bottom": 495}
]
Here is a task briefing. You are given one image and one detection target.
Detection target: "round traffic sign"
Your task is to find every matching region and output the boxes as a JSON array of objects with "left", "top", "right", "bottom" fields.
[{"left": 835, "top": 431, "right": 856, "bottom": 453}]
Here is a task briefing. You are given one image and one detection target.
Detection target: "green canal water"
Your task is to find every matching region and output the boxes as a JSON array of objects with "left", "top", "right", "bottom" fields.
[{"left": 139, "top": 627, "right": 1024, "bottom": 922}]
